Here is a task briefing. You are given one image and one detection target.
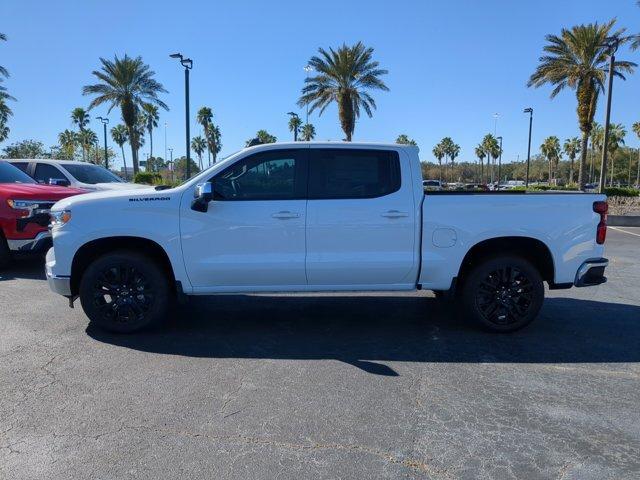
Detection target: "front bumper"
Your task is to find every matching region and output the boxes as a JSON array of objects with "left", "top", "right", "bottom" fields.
[
  {"left": 574, "top": 258, "right": 608, "bottom": 287},
  {"left": 6, "top": 231, "right": 52, "bottom": 252},
  {"left": 45, "top": 247, "right": 71, "bottom": 296}
]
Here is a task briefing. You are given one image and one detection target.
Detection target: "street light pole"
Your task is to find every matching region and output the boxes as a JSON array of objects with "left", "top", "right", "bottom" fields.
[
  {"left": 599, "top": 37, "right": 619, "bottom": 193},
  {"left": 96, "top": 116, "right": 109, "bottom": 169},
  {"left": 496, "top": 136, "right": 503, "bottom": 187},
  {"left": 170, "top": 53, "right": 193, "bottom": 180},
  {"left": 524, "top": 108, "right": 533, "bottom": 187},
  {"left": 168, "top": 147, "right": 173, "bottom": 183}
]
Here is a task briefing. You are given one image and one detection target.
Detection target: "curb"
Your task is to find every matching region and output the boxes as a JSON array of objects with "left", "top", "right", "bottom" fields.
[{"left": 609, "top": 215, "right": 640, "bottom": 227}]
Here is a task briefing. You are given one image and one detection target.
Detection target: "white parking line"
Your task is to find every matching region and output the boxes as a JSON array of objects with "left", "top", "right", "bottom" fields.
[{"left": 610, "top": 226, "right": 640, "bottom": 238}]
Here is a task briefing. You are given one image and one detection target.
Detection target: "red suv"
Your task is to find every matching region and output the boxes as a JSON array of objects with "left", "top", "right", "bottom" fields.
[{"left": 0, "top": 161, "right": 86, "bottom": 267}]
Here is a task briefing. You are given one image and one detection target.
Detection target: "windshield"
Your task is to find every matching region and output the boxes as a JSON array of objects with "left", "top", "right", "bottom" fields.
[
  {"left": 0, "top": 162, "right": 37, "bottom": 184},
  {"left": 61, "top": 163, "right": 123, "bottom": 184}
]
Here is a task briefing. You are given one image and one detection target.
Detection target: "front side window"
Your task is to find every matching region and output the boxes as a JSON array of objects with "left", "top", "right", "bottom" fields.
[
  {"left": 212, "top": 150, "right": 304, "bottom": 200},
  {"left": 34, "top": 163, "right": 66, "bottom": 184},
  {"left": 308, "top": 149, "right": 401, "bottom": 199}
]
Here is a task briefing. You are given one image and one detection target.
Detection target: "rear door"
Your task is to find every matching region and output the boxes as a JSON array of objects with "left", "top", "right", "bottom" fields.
[
  {"left": 305, "top": 148, "right": 417, "bottom": 287},
  {"left": 33, "top": 163, "right": 69, "bottom": 185}
]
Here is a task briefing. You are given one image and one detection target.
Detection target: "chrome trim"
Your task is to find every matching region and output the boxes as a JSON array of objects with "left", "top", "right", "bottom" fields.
[
  {"left": 6, "top": 231, "right": 51, "bottom": 251},
  {"left": 574, "top": 258, "right": 608, "bottom": 287},
  {"left": 46, "top": 272, "right": 72, "bottom": 296}
]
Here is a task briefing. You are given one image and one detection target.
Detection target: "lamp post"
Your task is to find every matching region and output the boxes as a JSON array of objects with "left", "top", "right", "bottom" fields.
[
  {"left": 599, "top": 36, "right": 619, "bottom": 193},
  {"left": 524, "top": 108, "right": 533, "bottom": 187},
  {"left": 496, "top": 136, "right": 503, "bottom": 188},
  {"left": 287, "top": 112, "right": 300, "bottom": 141},
  {"left": 168, "top": 147, "right": 174, "bottom": 183},
  {"left": 170, "top": 53, "right": 193, "bottom": 180},
  {"left": 303, "top": 65, "right": 313, "bottom": 124},
  {"left": 96, "top": 117, "right": 109, "bottom": 169}
]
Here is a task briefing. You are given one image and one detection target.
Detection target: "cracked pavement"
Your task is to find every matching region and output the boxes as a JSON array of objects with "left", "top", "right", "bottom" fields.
[{"left": 1, "top": 227, "right": 639, "bottom": 479}]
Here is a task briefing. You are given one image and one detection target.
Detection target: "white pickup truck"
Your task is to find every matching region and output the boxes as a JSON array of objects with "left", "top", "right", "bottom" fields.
[{"left": 45, "top": 142, "right": 609, "bottom": 333}]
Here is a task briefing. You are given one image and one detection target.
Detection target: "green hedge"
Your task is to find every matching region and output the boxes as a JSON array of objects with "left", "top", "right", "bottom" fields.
[
  {"left": 133, "top": 172, "right": 161, "bottom": 185},
  {"left": 603, "top": 187, "right": 639, "bottom": 197}
]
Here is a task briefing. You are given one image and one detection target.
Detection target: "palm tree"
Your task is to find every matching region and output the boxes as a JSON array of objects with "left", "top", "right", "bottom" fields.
[
  {"left": 633, "top": 122, "right": 640, "bottom": 186},
  {"left": 205, "top": 123, "right": 221, "bottom": 164},
  {"left": 196, "top": 106, "right": 214, "bottom": 164},
  {"left": 142, "top": 103, "right": 159, "bottom": 159},
  {"left": 481, "top": 134, "right": 500, "bottom": 184},
  {"left": 78, "top": 129, "right": 98, "bottom": 163},
  {"left": 563, "top": 137, "right": 581, "bottom": 184},
  {"left": 83, "top": 54, "right": 168, "bottom": 175},
  {"left": 449, "top": 142, "right": 461, "bottom": 182},
  {"left": 528, "top": 20, "right": 636, "bottom": 187},
  {"left": 0, "top": 97, "right": 11, "bottom": 143},
  {"left": 71, "top": 107, "right": 90, "bottom": 161},
  {"left": 301, "top": 123, "right": 316, "bottom": 141},
  {"left": 298, "top": 42, "right": 389, "bottom": 141},
  {"left": 605, "top": 123, "right": 626, "bottom": 186},
  {"left": 396, "top": 134, "right": 417, "bottom": 146},
  {"left": 111, "top": 124, "right": 129, "bottom": 180},
  {"left": 540, "top": 136, "right": 561, "bottom": 183},
  {"left": 191, "top": 136, "right": 207, "bottom": 169},
  {"left": 246, "top": 130, "right": 277, "bottom": 147},
  {"left": 0, "top": 33, "right": 8, "bottom": 79},
  {"left": 475, "top": 145, "right": 486, "bottom": 183},
  {"left": 288, "top": 115, "right": 302, "bottom": 141},
  {"left": 58, "top": 130, "right": 77, "bottom": 159},
  {"left": 432, "top": 143, "right": 445, "bottom": 182}
]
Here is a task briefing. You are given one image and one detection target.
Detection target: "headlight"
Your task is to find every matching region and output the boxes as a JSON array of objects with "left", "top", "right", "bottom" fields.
[
  {"left": 7, "top": 199, "right": 41, "bottom": 210},
  {"left": 50, "top": 210, "right": 72, "bottom": 227}
]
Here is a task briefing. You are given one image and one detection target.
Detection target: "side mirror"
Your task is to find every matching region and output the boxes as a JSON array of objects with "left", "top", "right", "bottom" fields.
[
  {"left": 49, "top": 178, "right": 71, "bottom": 187},
  {"left": 191, "top": 182, "right": 213, "bottom": 212}
]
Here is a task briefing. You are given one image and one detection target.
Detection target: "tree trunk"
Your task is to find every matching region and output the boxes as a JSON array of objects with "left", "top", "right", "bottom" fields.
[
  {"left": 337, "top": 90, "right": 354, "bottom": 141},
  {"left": 636, "top": 148, "right": 640, "bottom": 187},
  {"left": 548, "top": 159, "right": 552, "bottom": 184},
  {"left": 149, "top": 128, "right": 153, "bottom": 159},
  {"left": 577, "top": 131, "right": 589, "bottom": 188},
  {"left": 128, "top": 125, "right": 139, "bottom": 175},
  {"left": 120, "top": 145, "right": 128, "bottom": 181},
  {"left": 569, "top": 158, "right": 574, "bottom": 184}
]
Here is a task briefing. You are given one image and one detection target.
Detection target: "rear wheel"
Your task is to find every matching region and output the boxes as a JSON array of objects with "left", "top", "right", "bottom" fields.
[
  {"left": 461, "top": 255, "right": 544, "bottom": 332},
  {"left": 79, "top": 251, "right": 170, "bottom": 333}
]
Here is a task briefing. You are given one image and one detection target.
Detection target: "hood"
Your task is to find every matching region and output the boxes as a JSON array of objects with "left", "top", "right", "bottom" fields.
[
  {"left": 52, "top": 185, "right": 178, "bottom": 210},
  {"left": 0, "top": 182, "right": 87, "bottom": 201},
  {"left": 88, "top": 182, "right": 154, "bottom": 191}
]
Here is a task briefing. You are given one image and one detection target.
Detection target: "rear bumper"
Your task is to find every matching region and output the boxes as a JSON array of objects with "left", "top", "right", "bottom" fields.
[
  {"left": 574, "top": 258, "right": 608, "bottom": 287},
  {"left": 6, "top": 231, "right": 52, "bottom": 252}
]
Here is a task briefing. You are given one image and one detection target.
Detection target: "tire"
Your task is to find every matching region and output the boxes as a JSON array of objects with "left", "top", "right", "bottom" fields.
[
  {"left": 461, "top": 254, "right": 544, "bottom": 332},
  {"left": 79, "top": 251, "right": 170, "bottom": 333},
  {"left": 0, "top": 233, "right": 11, "bottom": 270}
]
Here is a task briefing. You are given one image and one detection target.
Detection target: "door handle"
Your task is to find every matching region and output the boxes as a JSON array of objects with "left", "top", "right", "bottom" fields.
[
  {"left": 381, "top": 210, "right": 409, "bottom": 218},
  {"left": 271, "top": 211, "right": 300, "bottom": 219}
]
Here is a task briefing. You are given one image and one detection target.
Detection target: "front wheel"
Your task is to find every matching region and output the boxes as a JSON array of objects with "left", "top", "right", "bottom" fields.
[
  {"left": 79, "top": 251, "right": 170, "bottom": 333},
  {"left": 461, "top": 255, "right": 544, "bottom": 332}
]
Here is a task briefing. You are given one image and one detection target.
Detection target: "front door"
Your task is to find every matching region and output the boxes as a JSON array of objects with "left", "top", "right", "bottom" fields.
[{"left": 180, "top": 148, "right": 308, "bottom": 290}]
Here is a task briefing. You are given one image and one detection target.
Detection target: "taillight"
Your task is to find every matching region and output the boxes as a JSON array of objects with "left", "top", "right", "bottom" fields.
[{"left": 593, "top": 201, "right": 608, "bottom": 245}]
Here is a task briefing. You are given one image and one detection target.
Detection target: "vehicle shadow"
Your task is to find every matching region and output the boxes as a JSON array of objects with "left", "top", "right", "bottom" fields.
[
  {"left": 0, "top": 255, "right": 46, "bottom": 281},
  {"left": 87, "top": 294, "right": 640, "bottom": 375}
]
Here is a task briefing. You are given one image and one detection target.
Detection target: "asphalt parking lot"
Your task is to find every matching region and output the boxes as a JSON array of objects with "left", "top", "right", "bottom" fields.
[{"left": 1, "top": 227, "right": 639, "bottom": 479}]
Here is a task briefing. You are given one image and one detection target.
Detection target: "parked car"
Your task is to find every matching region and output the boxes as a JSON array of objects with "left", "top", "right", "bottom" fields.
[
  {"left": 422, "top": 179, "right": 443, "bottom": 191},
  {"left": 9, "top": 159, "right": 150, "bottom": 191},
  {"left": 0, "top": 162, "right": 86, "bottom": 268},
  {"left": 46, "top": 142, "right": 609, "bottom": 334}
]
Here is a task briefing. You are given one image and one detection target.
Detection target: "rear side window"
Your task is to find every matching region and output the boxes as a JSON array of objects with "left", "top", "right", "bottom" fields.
[
  {"left": 34, "top": 163, "right": 66, "bottom": 184},
  {"left": 308, "top": 149, "right": 401, "bottom": 199},
  {"left": 11, "top": 162, "right": 30, "bottom": 173}
]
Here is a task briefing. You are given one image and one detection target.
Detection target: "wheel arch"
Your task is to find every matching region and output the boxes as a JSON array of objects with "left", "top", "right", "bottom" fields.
[
  {"left": 70, "top": 236, "right": 176, "bottom": 296},
  {"left": 457, "top": 236, "right": 555, "bottom": 287}
]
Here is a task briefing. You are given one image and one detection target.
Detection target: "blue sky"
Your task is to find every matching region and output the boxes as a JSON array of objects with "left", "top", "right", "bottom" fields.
[{"left": 1, "top": 0, "right": 639, "bottom": 170}]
